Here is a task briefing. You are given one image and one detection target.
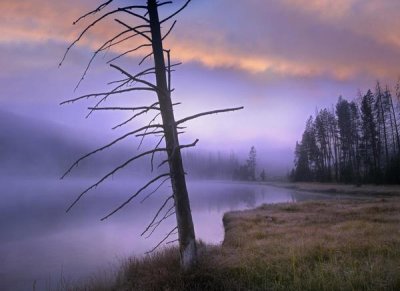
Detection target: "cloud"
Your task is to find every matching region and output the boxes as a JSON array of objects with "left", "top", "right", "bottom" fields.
[{"left": 1, "top": 0, "right": 400, "bottom": 81}]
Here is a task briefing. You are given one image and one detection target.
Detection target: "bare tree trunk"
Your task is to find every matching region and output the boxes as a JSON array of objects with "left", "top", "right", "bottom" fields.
[{"left": 147, "top": 0, "right": 197, "bottom": 269}]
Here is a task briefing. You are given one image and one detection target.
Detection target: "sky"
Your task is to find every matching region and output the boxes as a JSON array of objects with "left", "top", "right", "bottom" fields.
[{"left": 1, "top": 0, "right": 400, "bottom": 173}]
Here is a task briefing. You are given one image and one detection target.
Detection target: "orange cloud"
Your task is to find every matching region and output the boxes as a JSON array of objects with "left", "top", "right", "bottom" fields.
[{"left": 1, "top": 0, "right": 399, "bottom": 82}]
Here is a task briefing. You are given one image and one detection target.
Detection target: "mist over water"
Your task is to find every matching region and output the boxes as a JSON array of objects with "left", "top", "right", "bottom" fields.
[
  {"left": 0, "top": 175, "right": 339, "bottom": 291},
  {"left": 0, "top": 109, "right": 332, "bottom": 290}
]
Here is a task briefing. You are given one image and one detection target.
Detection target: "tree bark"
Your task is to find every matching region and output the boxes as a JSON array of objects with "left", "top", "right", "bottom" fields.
[{"left": 147, "top": 0, "right": 197, "bottom": 269}]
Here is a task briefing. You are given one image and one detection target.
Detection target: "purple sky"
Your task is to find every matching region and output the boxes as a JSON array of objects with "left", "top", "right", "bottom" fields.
[{"left": 1, "top": 0, "right": 400, "bottom": 172}]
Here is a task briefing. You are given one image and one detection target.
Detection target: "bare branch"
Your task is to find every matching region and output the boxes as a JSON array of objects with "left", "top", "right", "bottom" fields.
[
  {"left": 158, "top": 1, "right": 173, "bottom": 8},
  {"left": 135, "top": 130, "right": 164, "bottom": 137},
  {"left": 112, "top": 102, "right": 160, "bottom": 130},
  {"left": 145, "top": 226, "right": 178, "bottom": 254},
  {"left": 101, "top": 173, "right": 171, "bottom": 220},
  {"left": 145, "top": 205, "right": 175, "bottom": 238},
  {"left": 141, "top": 195, "right": 173, "bottom": 236},
  {"left": 88, "top": 106, "right": 160, "bottom": 111},
  {"left": 61, "top": 124, "right": 163, "bottom": 179},
  {"left": 121, "top": 8, "right": 150, "bottom": 23},
  {"left": 60, "top": 87, "right": 155, "bottom": 105},
  {"left": 66, "top": 152, "right": 169, "bottom": 213},
  {"left": 162, "top": 20, "right": 177, "bottom": 41},
  {"left": 60, "top": 8, "right": 125, "bottom": 67},
  {"left": 115, "top": 19, "right": 152, "bottom": 43},
  {"left": 107, "top": 44, "right": 152, "bottom": 63},
  {"left": 160, "top": 0, "right": 192, "bottom": 24},
  {"left": 139, "top": 52, "right": 153, "bottom": 66},
  {"left": 166, "top": 239, "right": 179, "bottom": 245},
  {"left": 157, "top": 139, "right": 199, "bottom": 168},
  {"left": 137, "top": 113, "right": 161, "bottom": 149},
  {"left": 110, "top": 64, "right": 158, "bottom": 90},
  {"left": 73, "top": 0, "right": 113, "bottom": 25},
  {"left": 140, "top": 176, "right": 171, "bottom": 203},
  {"left": 102, "top": 28, "right": 151, "bottom": 52},
  {"left": 86, "top": 79, "right": 131, "bottom": 118},
  {"left": 176, "top": 107, "right": 244, "bottom": 125},
  {"left": 151, "top": 135, "right": 165, "bottom": 172}
]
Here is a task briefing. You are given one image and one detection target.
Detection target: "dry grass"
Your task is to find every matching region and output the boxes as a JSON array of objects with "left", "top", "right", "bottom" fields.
[
  {"left": 266, "top": 181, "right": 400, "bottom": 196},
  {"left": 71, "top": 198, "right": 400, "bottom": 290}
]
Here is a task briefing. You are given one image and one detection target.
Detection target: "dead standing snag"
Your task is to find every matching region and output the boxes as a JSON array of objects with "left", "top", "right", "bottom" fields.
[{"left": 60, "top": 0, "right": 243, "bottom": 270}]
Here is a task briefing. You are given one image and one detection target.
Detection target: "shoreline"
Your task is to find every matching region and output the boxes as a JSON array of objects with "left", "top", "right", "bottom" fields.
[{"left": 263, "top": 181, "right": 400, "bottom": 196}]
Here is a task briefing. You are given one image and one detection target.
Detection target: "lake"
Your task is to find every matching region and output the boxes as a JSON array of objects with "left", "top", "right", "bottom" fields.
[{"left": 0, "top": 177, "right": 341, "bottom": 290}]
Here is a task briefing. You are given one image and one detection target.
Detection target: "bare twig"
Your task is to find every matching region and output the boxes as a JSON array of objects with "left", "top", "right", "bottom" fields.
[
  {"left": 115, "top": 19, "right": 152, "bottom": 43},
  {"left": 151, "top": 135, "right": 165, "bottom": 172},
  {"left": 66, "top": 150, "right": 169, "bottom": 213},
  {"left": 61, "top": 124, "right": 163, "bottom": 179},
  {"left": 60, "top": 87, "right": 155, "bottom": 105},
  {"left": 110, "top": 64, "right": 158, "bottom": 90},
  {"left": 176, "top": 107, "right": 244, "bottom": 125},
  {"left": 141, "top": 195, "right": 173, "bottom": 236},
  {"left": 101, "top": 173, "right": 171, "bottom": 220},
  {"left": 73, "top": 0, "right": 113, "bottom": 25},
  {"left": 139, "top": 52, "right": 153, "bottom": 66},
  {"left": 160, "top": 0, "right": 192, "bottom": 24},
  {"left": 107, "top": 44, "right": 152, "bottom": 63},
  {"left": 137, "top": 113, "right": 161, "bottom": 149},
  {"left": 140, "top": 176, "right": 171, "bottom": 203},
  {"left": 157, "top": 139, "right": 199, "bottom": 168},
  {"left": 145, "top": 226, "right": 178, "bottom": 254},
  {"left": 89, "top": 106, "right": 160, "bottom": 111},
  {"left": 145, "top": 206, "right": 175, "bottom": 238},
  {"left": 112, "top": 102, "right": 160, "bottom": 130},
  {"left": 162, "top": 20, "right": 177, "bottom": 41}
]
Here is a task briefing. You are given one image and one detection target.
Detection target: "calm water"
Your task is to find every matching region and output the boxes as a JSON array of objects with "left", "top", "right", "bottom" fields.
[{"left": 0, "top": 177, "right": 340, "bottom": 290}]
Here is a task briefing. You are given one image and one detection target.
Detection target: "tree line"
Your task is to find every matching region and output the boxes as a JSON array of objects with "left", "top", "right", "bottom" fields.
[{"left": 290, "top": 81, "right": 400, "bottom": 184}]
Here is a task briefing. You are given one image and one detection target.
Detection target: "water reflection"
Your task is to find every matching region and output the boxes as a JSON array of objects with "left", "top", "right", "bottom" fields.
[{"left": 0, "top": 178, "right": 340, "bottom": 291}]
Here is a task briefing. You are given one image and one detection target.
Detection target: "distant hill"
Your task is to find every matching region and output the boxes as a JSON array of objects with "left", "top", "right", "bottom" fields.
[{"left": 0, "top": 110, "right": 91, "bottom": 177}]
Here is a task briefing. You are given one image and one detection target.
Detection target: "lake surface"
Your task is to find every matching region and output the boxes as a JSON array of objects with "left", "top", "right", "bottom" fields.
[{"left": 0, "top": 177, "right": 342, "bottom": 290}]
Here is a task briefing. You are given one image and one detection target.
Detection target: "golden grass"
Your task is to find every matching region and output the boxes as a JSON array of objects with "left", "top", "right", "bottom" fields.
[{"left": 71, "top": 198, "right": 400, "bottom": 290}]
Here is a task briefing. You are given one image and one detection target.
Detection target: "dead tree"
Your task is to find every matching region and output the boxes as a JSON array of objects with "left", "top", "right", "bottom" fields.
[{"left": 59, "top": 0, "right": 243, "bottom": 270}]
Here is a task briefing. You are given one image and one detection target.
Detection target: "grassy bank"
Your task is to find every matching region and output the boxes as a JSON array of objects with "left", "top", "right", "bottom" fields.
[
  {"left": 265, "top": 181, "right": 400, "bottom": 196},
  {"left": 82, "top": 197, "right": 399, "bottom": 290}
]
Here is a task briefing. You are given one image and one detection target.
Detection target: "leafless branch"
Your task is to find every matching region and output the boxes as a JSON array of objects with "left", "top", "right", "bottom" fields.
[
  {"left": 88, "top": 106, "right": 160, "bottom": 111},
  {"left": 107, "top": 44, "right": 152, "bottom": 63},
  {"left": 176, "top": 107, "right": 244, "bottom": 125},
  {"left": 157, "top": 139, "right": 199, "bottom": 168},
  {"left": 66, "top": 151, "right": 169, "bottom": 213},
  {"left": 139, "top": 52, "right": 153, "bottom": 66},
  {"left": 115, "top": 19, "right": 152, "bottom": 43},
  {"left": 140, "top": 176, "right": 171, "bottom": 203},
  {"left": 141, "top": 195, "right": 173, "bottom": 236},
  {"left": 110, "top": 64, "right": 157, "bottom": 90},
  {"left": 137, "top": 113, "right": 161, "bottom": 148},
  {"left": 75, "top": 26, "right": 150, "bottom": 91},
  {"left": 135, "top": 130, "right": 164, "bottom": 137},
  {"left": 158, "top": 1, "right": 173, "bottom": 8},
  {"left": 86, "top": 79, "right": 132, "bottom": 118},
  {"left": 101, "top": 173, "right": 171, "bottom": 220},
  {"left": 160, "top": 0, "right": 192, "bottom": 24},
  {"left": 73, "top": 0, "right": 113, "bottom": 25},
  {"left": 61, "top": 124, "right": 163, "bottom": 179},
  {"left": 145, "top": 226, "right": 178, "bottom": 254},
  {"left": 145, "top": 205, "right": 176, "bottom": 238},
  {"left": 102, "top": 28, "right": 150, "bottom": 52},
  {"left": 166, "top": 239, "right": 179, "bottom": 245},
  {"left": 112, "top": 102, "right": 160, "bottom": 130},
  {"left": 60, "top": 87, "right": 155, "bottom": 105},
  {"left": 151, "top": 135, "right": 165, "bottom": 172},
  {"left": 61, "top": 8, "right": 137, "bottom": 67},
  {"left": 162, "top": 20, "right": 177, "bottom": 41},
  {"left": 121, "top": 8, "right": 150, "bottom": 23}
]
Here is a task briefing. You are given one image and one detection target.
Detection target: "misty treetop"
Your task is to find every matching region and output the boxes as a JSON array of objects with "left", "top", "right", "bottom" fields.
[{"left": 291, "top": 81, "right": 400, "bottom": 184}]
